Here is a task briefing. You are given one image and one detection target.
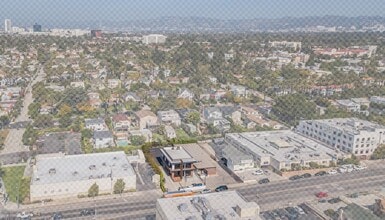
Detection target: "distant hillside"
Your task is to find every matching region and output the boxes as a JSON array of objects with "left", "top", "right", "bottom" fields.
[{"left": 43, "top": 16, "right": 385, "bottom": 33}]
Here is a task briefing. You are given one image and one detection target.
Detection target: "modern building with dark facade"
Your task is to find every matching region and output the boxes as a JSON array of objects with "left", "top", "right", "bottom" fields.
[
  {"left": 33, "top": 23, "right": 42, "bottom": 32},
  {"left": 160, "top": 146, "right": 197, "bottom": 182},
  {"left": 91, "top": 30, "right": 102, "bottom": 38}
]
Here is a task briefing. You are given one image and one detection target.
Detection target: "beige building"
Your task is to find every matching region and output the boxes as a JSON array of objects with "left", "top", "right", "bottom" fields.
[
  {"left": 30, "top": 151, "right": 136, "bottom": 202},
  {"left": 135, "top": 110, "right": 158, "bottom": 129}
]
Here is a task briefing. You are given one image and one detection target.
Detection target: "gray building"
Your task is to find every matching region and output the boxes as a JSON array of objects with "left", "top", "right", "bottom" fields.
[
  {"left": 30, "top": 151, "right": 136, "bottom": 201},
  {"left": 156, "top": 191, "right": 261, "bottom": 220},
  {"left": 225, "top": 130, "right": 340, "bottom": 170}
]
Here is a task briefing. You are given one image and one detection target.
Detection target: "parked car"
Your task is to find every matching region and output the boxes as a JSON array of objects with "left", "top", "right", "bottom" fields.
[
  {"left": 285, "top": 207, "right": 298, "bottom": 216},
  {"left": 215, "top": 185, "right": 228, "bottom": 192},
  {"left": 80, "top": 209, "right": 95, "bottom": 216},
  {"left": 252, "top": 170, "right": 264, "bottom": 175},
  {"left": 353, "top": 165, "right": 367, "bottom": 171},
  {"left": 328, "top": 169, "right": 337, "bottom": 175},
  {"left": 289, "top": 175, "right": 302, "bottom": 181},
  {"left": 16, "top": 212, "right": 33, "bottom": 220},
  {"left": 316, "top": 192, "right": 328, "bottom": 198},
  {"left": 52, "top": 212, "right": 63, "bottom": 220},
  {"left": 200, "top": 189, "right": 211, "bottom": 194},
  {"left": 318, "top": 199, "right": 327, "bottom": 203},
  {"left": 301, "top": 173, "right": 311, "bottom": 178},
  {"left": 295, "top": 206, "right": 305, "bottom": 215},
  {"left": 259, "top": 178, "right": 270, "bottom": 184},
  {"left": 328, "top": 198, "right": 341, "bottom": 204},
  {"left": 315, "top": 171, "right": 327, "bottom": 176}
]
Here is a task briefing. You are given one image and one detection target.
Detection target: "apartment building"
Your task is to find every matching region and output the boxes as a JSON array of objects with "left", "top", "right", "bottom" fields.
[{"left": 297, "top": 118, "right": 385, "bottom": 159}]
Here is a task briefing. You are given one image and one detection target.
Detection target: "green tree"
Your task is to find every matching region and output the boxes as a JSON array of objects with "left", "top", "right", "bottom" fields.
[
  {"left": 88, "top": 183, "right": 99, "bottom": 198},
  {"left": 33, "top": 115, "right": 54, "bottom": 128},
  {"left": 28, "top": 103, "right": 41, "bottom": 119},
  {"left": 0, "top": 115, "right": 10, "bottom": 128},
  {"left": 186, "top": 111, "right": 201, "bottom": 125},
  {"left": 272, "top": 94, "right": 317, "bottom": 126},
  {"left": 59, "top": 115, "right": 73, "bottom": 128},
  {"left": 130, "top": 135, "right": 146, "bottom": 146},
  {"left": 81, "top": 129, "right": 93, "bottom": 139},
  {"left": 113, "top": 179, "right": 126, "bottom": 194}
]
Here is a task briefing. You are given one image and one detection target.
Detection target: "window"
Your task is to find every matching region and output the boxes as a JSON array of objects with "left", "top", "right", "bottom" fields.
[
  {"left": 355, "top": 151, "right": 358, "bottom": 154},
  {"left": 367, "top": 144, "right": 370, "bottom": 147},
  {"left": 361, "top": 144, "right": 364, "bottom": 148}
]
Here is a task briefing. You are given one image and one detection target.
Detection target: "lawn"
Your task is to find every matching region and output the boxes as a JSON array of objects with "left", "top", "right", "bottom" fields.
[{"left": 2, "top": 166, "right": 30, "bottom": 203}]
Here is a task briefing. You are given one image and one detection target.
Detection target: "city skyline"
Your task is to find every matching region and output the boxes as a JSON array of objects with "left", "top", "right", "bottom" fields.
[{"left": 1, "top": 0, "right": 385, "bottom": 27}]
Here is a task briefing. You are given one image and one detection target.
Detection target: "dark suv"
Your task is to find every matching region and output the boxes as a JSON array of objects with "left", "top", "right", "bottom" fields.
[
  {"left": 259, "top": 178, "right": 270, "bottom": 184},
  {"left": 315, "top": 171, "right": 327, "bottom": 176},
  {"left": 215, "top": 185, "right": 228, "bottom": 192},
  {"left": 289, "top": 175, "right": 302, "bottom": 181}
]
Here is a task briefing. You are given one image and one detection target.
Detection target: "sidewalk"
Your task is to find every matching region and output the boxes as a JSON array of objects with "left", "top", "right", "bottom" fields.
[{"left": 4, "top": 189, "right": 163, "bottom": 211}]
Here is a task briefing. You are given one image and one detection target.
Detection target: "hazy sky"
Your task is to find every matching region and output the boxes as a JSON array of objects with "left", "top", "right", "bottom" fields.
[{"left": 1, "top": 0, "right": 385, "bottom": 26}]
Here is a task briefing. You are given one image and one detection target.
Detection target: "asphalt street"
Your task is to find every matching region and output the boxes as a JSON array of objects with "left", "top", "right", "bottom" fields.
[
  {"left": 3, "top": 168, "right": 385, "bottom": 219},
  {"left": 1, "top": 67, "right": 45, "bottom": 155}
]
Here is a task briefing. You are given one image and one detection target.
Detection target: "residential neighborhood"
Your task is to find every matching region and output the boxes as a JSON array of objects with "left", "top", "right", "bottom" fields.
[{"left": 2, "top": 12, "right": 385, "bottom": 220}]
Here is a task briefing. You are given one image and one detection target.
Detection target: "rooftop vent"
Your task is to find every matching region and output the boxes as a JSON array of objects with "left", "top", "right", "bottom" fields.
[
  {"left": 102, "top": 162, "right": 107, "bottom": 166},
  {"left": 178, "top": 203, "right": 189, "bottom": 212},
  {"left": 73, "top": 171, "right": 78, "bottom": 176},
  {"left": 49, "top": 168, "right": 56, "bottom": 174},
  {"left": 89, "top": 165, "right": 96, "bottom": 170}
]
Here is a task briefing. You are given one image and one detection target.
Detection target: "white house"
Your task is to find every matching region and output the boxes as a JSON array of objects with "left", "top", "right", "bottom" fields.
[
  {"left": 93, "top": 131, "right": 114, "bottom": 148},
  {"left": 85, "top": 118, "right": 108, "bottom": 131},
  {"left": 177, "top": 88, "right": 194, "bottom": 101},
  {"left": 164, "top": 125, "right": 177, "bottom": 139}
]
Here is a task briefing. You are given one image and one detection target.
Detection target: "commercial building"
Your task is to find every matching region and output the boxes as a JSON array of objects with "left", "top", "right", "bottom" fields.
[
  {"left": 142, "top": 34, "right": 167, "bottom": 44},
  {"left": 156, "top": 191, "right": 261, "bottom": 220},
  {"left": 91, "top": 30, "right": 102, "bottom": 38},
  {"left": 297, "top": 118, "right": 385, "bottom": 159},
  {"left": 33, "top": 23, "right": 42, "bottom": 32},
  {"left": 224, "top": 130, "right": 339, "bottom": 171},
  {"left": 30, "top": 151, "right": 136, "bottom": 201},
  {"left": 221, "top": 144, "right": 254, "bottom": 172},
  {"left": 160, "top": 146, "right": 197, "bottom": 182},
  {"left": 4, "top": 19, "right": 12, "bottom": 33}
]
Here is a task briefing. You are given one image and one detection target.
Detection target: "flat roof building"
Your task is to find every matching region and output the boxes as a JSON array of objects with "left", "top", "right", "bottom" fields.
[
  {"left": 156, "top": 191, "right": 261, "bottom": 220},
  {"left": 297, "top": 118, "right": 385, "bottom": 159},
  {"left": 160, "top": 146, "right": 197, "bottom": 182},
  {"left": 30, "top": 151, "right": 136, "bottom": 201},
  {"left": 224, "top": 130, "right": 340, "bottom": 170}
]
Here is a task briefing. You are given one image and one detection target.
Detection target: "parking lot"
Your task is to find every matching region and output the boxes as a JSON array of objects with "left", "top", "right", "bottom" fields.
[
  {"left": 235, "top": 168, "right": 286, "bottom": 183},
  {"left": 135, "top": 163, "right": 157, "bottom": 191},
  {"left": 260, "top": 203, "right": 322, "bottom": 220}
]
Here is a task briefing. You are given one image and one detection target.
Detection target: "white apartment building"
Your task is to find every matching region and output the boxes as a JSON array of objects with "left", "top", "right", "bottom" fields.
[
  {"left": 157, "top": 110, "right": 181, "bottom": 126},
  {"left": 4, "top": 19, "right": 12, "bottom": 33},
  {"left": 297, "top": 118, "right": 385, "bottom": 159},
  {"left": 30, "top": 152, "right": 136, "bottom": 202},
  {"left": 142, "top": 34, "right": 167, "bottom": 44}
]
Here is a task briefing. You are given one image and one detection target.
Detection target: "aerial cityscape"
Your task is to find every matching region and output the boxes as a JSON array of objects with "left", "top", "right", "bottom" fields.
[{"left": 2, "top": 1, "right": 385, "bottom": 220}]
